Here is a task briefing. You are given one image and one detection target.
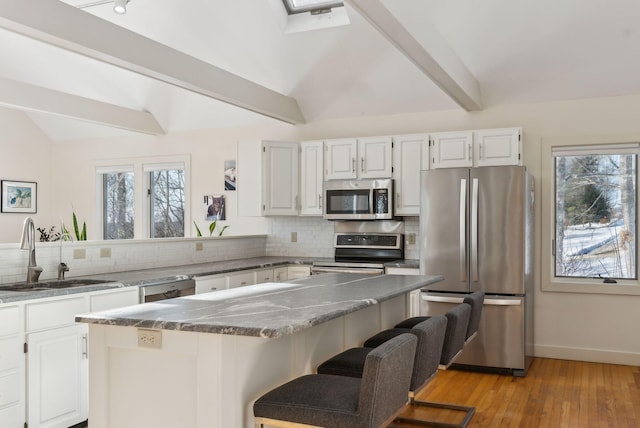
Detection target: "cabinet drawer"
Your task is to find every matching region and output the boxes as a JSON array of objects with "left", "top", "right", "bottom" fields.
[
  {"left": 0, "top": 306, "right": 20, "bottom": 337},
  {"left": 90, "top": 288, "right": 139, "bottom": 312},
  {"left": 0, "top": 337, "right": 20, "bottom": 372},
  {"left": 26, "top": 297, "right": 88, "bottom": 332},
  {"left": 227, "top": 272, "right": 255, "bottom": 288},
  {"left": 195, "top": 275, "right": 227, "bottom": 294},
  {"left": 254, "top": 269, "right": 274, "bottom": 284},
  {"left": 0, "top": 371, "right": 20, "bottom": 407}
]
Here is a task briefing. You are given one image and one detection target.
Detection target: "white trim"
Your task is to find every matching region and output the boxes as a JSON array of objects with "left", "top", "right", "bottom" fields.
[{"left": 535, "top": 344, "right": 640, "bottom": 366}]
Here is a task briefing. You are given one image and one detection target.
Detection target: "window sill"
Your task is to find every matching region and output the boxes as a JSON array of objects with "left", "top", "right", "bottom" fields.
[{"left": 542, "top": 279, "right": 640, "bottom": 296}]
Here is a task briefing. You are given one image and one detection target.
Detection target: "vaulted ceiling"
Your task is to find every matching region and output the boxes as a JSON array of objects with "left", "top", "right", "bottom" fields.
[{"left": 0, "top": 0, "right": 639, "bottom": 141}]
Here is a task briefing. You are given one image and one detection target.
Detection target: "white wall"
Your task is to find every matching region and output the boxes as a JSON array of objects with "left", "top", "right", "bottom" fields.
[{"left": 2, "top": 93, "right": 640, "bottom": 365}]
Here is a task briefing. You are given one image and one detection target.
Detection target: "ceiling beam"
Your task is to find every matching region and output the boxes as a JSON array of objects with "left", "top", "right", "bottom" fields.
[
  {"left": 0, "top": 77, "right": 165, "bottom": 135},
  {"left": 344, "top": 0, "right": 483, "bottom": 111},
  {"left": 0, "top": 0, "right": 306, "bottom": 125}
]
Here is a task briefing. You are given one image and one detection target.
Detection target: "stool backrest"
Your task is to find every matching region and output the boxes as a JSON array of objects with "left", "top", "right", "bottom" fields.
[
  {"left": 463, "top": 291, "right": 485, "bottom": 340},
  {"left": 441, "top": 303, "right": 471, "bottom": 367},
  {"left": 410, "top": 315, "right": 447, "bottom": 392},
  {"left": 359, "top": 333, "right": 417, "bottom": 427}
]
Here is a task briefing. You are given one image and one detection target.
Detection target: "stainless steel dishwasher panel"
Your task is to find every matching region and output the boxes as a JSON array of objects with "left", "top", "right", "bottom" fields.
[
  {"left": 420, "top": 292, "right": 528, "bottom": 375},
  {"left": 139, "top": 278, "right": 196, "bottom": 302}
]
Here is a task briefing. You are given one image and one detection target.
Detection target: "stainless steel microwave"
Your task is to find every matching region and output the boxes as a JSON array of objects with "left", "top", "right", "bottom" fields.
[{"left": 323, "top": 179, "right": 394, "bottom": 220}]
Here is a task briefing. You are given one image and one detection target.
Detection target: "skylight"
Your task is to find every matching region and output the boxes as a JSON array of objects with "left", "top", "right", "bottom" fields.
[{"left": 283, "top": 0, "right": 344, "bottom": 15}]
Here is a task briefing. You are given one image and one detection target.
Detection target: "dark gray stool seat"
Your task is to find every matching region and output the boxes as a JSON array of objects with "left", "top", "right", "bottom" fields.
[{"left": 254, "top": 333, "right": 417, "bottom": 428}]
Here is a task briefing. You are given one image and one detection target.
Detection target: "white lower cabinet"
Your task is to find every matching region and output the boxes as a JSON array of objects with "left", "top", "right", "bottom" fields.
[
  {"left": 254, "top": 268, "right": 274, "bottom": 284},
  {"left": 227, "top": 271, "right": 256, "bottom": 289},
  {"left": 27, "top": 324, "right": 88, "bottom": 428},
  {"left": 274, "top": 266, "right": 288, "bottom": 282},
  {"left": 287, "top": 265, "right": 311, "bottom": 279},
  {"left": 195, "top": 274, "right": 228, "bottom": 294},
  {"left": 0, "top": 287, "right": 139, "bottom": 428}
]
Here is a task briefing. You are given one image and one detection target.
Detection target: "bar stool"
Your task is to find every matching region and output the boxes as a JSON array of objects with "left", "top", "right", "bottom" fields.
[
  {"left": 253, "top": 333, "right": 418, "bottom": 428},
  {"left": 319, "top": 303, "right": 475, "bottom": 427}
]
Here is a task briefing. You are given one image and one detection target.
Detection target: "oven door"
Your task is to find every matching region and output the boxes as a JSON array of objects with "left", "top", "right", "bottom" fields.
[{"left": 310, "top": 266, "right": 385, "bottom": 275}]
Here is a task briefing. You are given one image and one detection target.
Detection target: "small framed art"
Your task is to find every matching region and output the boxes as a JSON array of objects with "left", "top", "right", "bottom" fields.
[{"left": 1, "top": 180, "right": 37, "bottom": 213}]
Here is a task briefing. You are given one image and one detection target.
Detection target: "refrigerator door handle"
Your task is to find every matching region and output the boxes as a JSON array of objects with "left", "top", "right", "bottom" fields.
[
  {"left": 421, "top": 294, "right": 523, "bottom": 306},
  {"left": 421, "top": 294, "right": 465, "bottom": 304},
  {"left": 471, "top": 177, "right": 479, "bottom": 282},
  {"left": 459, "top": 178, "right": 467, "bottom": 282}
]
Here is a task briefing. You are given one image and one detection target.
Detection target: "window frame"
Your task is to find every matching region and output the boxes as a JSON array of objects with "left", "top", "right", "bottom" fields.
[
  {"left": 95, "top": 155, "right": 191, "bottom": 240},
  {"left": 541, "top": 135, "right": 640, "bottom": 295}
]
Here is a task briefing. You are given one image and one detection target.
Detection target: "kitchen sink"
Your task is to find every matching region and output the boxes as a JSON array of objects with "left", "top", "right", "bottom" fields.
[{"left": 0, "top": 278, "right": 115, "bottom": 292}]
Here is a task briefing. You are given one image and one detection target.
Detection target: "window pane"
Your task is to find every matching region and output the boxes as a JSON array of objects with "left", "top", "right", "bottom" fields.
[
  {"left": 283, "top": 0, "right": 342, "bottom": 14},
  {"left": 149, "top": 169, "right": 185, "bottom": 238},
  {"left": 555, "top": 153, "right": 637, "bottom": 279},
  {"left": 102, "top": 172, "right": 134, "bottom": 240}
]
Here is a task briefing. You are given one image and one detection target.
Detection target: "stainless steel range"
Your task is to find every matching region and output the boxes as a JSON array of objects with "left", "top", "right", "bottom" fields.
[{"left": 311, "top": 221, "right": 404, "bottom": 275}]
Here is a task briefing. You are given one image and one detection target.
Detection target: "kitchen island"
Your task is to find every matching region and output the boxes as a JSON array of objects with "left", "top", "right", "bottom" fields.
[{"left": 76, "top": 273, "right": 443, "bottom": 428}]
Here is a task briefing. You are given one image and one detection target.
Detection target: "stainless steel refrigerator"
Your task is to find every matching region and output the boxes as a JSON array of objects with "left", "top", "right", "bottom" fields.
[{"left": 419, "top": 165, "right": 534, "bottom": 376}]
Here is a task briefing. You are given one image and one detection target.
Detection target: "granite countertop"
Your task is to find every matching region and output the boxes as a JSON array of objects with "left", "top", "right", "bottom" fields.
[
  {"left": 76, "top": 273, "right": 443, "bottom": 338},
  {"left": 0, "top": 256, "right": 417, "bottom": 303}
]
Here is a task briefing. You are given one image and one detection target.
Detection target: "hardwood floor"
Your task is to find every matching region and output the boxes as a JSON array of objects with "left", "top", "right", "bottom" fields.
[{"left": 392, "top": 358, "right": 640, "bottom": 427}]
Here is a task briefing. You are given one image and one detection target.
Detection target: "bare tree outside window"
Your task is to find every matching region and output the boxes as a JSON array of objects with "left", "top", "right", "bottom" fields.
[
  {"left": 103, "top": 172, "right": 134, "bottom": 239},
  {"left": 149, "top": 169, "right": 185, "bottom": 238},
  {"left": 554, "top": 152, "right": 637, "bottom": 279}
]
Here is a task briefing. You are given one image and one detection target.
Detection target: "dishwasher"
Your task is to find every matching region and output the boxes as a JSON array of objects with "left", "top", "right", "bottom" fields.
[{"left": 139, "top": 278, "right": 195, "bottom": 303}]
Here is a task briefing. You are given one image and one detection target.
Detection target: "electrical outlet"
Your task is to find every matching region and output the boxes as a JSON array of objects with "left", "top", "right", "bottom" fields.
[
  {"left": 195, "top": 242, "right": 203, "bottom": 251},
  {"left": 291, "top": 231, "right": 297, "bottom": 243},
  {"left": 100, "top": 247, "right": 111, "bottom": 258},
  {"left": 138, "top": 329, "right": 162, "bottom": 349},
  {"left": 73, "top": 249, "right": 86, "bottom": 259},
  {"left": 407, "top": 233, "right": 416, "bottom": 245}
]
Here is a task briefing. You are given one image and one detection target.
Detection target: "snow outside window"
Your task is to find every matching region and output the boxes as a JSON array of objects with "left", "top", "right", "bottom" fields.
[{"left": 553, "top": 145, "right": 637, "bottom": 280}]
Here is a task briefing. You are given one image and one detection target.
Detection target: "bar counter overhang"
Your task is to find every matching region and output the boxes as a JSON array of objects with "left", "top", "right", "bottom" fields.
[{"left": 77, "top": 273, "right": 443, "bottom": 428}]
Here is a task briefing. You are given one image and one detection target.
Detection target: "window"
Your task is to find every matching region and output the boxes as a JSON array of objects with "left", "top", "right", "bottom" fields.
[
  {"left": 148, "top": 167, "right": 185, "bottom": 238},
  {"left": 102, "top": 169, "right": 134, "bottom": 240},
  {"left": 96, "top": 156, "right": 189, "bottom": 240},
  {"left": 282, "top": 0, "right": 343, "bottom": 15},
  {"left": 553, "top": 145, "right": 637, "bottom": 280}
]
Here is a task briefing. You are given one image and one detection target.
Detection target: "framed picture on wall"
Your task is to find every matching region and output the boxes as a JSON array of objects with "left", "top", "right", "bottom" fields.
[
  {"left": 1, "top": 180, "right": 37, "bottom": 213},
  {"left": 224, "top": 160, "right": 236, "bottom": 191}
]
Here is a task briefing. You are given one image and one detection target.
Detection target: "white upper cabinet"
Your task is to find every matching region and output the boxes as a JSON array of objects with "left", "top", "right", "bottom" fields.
[
  {"left": 238, "top": 140, "right": 299, "bottom": 216},
  {"left": 473, "top": 127, "right": 522, "bottom": 167},
  {"left": 300, "top": 141, "right": 324, "bottom": 216},
  {"left": 430, "top": 131, "right": 474, "bottom": 168},
  {"left": 324, "top": 138, "right": 358, "bottom": 180},
  {"left": 431, "top": 127, "right": 522, "bottom": 169},
  {"left": 392, "top": 134, "right": 429, "bottom": 216},
  {"left": 325, "top": 137, "right": 392, "bottom": 180},
  {"left": 357, "top": 136, "right": 393, "bottom": 179}
]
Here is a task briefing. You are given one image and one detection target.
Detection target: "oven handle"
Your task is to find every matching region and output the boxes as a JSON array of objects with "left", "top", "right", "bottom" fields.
[{"left": 311, "top": 267, "right": 384, "bottom": 275}]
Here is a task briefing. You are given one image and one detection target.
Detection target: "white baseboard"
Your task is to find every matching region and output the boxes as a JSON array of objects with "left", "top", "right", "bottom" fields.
[{"left": 535, "top": 345, "right": 640, "bottom": 366}]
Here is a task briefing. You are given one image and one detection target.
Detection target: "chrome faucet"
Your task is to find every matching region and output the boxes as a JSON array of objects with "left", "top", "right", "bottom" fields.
[
  {"left": 58, "top": 231, "right": 72, "bottom": 280},
  {"left": 20, "top": 217, "right": 42, "bottom": 283}
]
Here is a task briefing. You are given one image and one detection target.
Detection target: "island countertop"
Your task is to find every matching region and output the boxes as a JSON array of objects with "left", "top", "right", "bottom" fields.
[{"left": 76, "top": 273, "right": 443, "bottom": 338}]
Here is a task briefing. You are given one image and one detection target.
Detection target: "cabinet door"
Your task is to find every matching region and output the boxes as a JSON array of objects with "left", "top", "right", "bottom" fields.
[
  {"left": 27, "top": 324, "right": 88, "bottom": 428},
  {"left": 357, "top": 136, "right": 393, "bottom": 178},
  {"left": 474, "top": 127, "right": 522, "bottom": 167},
  {"left": 263, "top": 141, "right": 299, "bottom": 215},
  {"left": 325, "top": 138, "right": 357, "bottom": 180},
  {"left": 300, "top": 141, "right": 324, "bottom": 216},
  {"left": 393, "top": 134, "right": 429, "bottom": 215},
  {"left": 274, "top": 266, "right": 288, "bottom": 282},
  {"left": 430, "top": 131, "right": 473, "bottom": 169},
  {"left": 90, "top": 287, "right": 140, "bottom": 310}
]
